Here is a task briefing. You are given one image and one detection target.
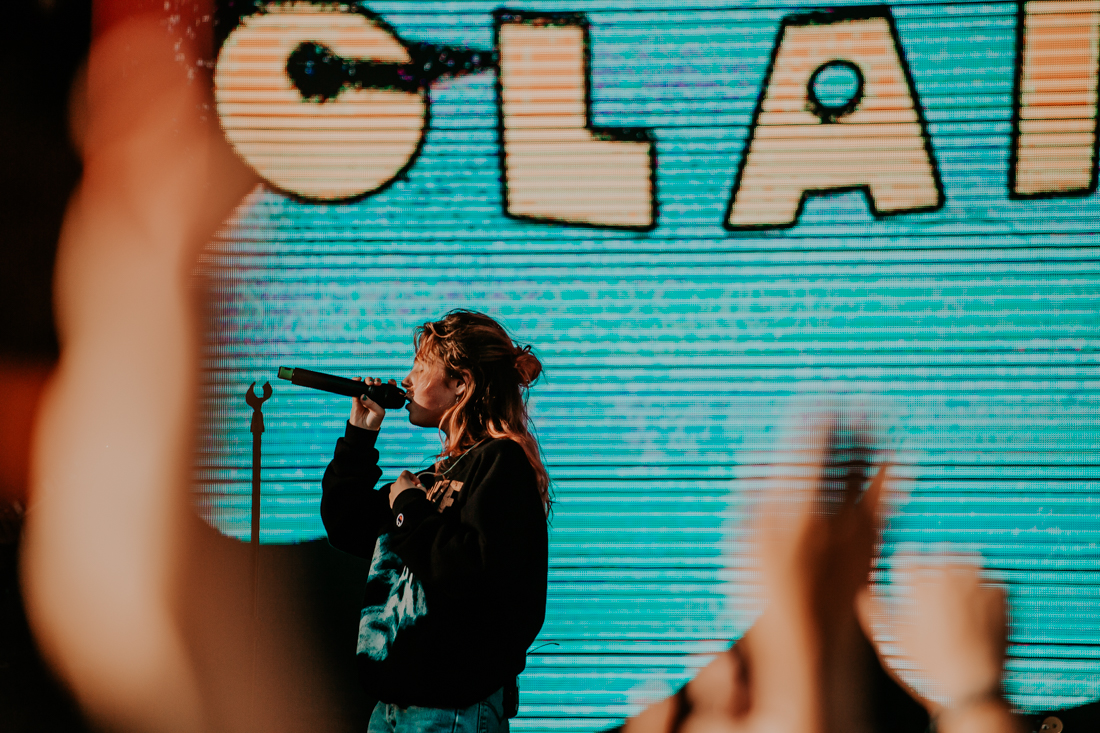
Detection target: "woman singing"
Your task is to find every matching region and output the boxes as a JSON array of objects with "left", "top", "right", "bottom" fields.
[{"left": 321, "top": 309, "right": 550, "bottom": 733}]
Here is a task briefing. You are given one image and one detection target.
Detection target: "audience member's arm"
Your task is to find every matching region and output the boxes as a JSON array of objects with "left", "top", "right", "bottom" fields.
[
  {"left": 621, "top": 638, "right": 749, "bottom": 733},
  {"left": 21, "top": 11, "right": 264, "bottom": 732}
]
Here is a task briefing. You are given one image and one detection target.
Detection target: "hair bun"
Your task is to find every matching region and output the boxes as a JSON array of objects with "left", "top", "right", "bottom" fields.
[{"left": 514, "top": 345, "right": 542, "bottom": 386}]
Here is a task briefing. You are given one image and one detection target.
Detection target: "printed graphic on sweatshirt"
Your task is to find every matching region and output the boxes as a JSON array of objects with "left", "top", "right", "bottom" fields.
[
  {"left": 426, "top": 479, "right": 464, "bottom": 511},
  {"left": 356, "top": 533, "right": 428, "bottom": 661}
]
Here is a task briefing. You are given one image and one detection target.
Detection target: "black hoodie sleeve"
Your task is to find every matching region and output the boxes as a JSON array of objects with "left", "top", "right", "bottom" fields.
[
  {"left": 320, "top": 422, "right": 393, "bottom": 558},
  {"left": 387, "top": 439, "right": 548, "bottom": 600}
]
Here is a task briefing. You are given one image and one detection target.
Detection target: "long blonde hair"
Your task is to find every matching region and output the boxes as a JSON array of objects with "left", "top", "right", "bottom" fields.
[{"left": 414, "top": 309, "right": 551, "bottom": 514}]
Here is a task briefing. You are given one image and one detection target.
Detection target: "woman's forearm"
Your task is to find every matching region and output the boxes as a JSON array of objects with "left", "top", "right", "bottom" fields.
[{"left": 320, "top": 423, "right": 389, "bottom": 556}]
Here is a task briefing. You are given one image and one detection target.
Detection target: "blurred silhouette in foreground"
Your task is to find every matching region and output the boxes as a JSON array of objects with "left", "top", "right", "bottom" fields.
[{"left": 17, "top": 8, "right": 373, "bottom": 732}]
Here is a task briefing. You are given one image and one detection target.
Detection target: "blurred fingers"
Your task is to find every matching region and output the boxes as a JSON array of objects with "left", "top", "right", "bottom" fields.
[
  {"left": 860, "top": 462, "right": 888, "bottom": 520},
  {"left": 758, "top": 416, "right": 833, "bottom": 532}
]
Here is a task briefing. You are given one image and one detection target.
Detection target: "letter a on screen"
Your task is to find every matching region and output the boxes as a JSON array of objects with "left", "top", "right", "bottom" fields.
[
  {"left": 496, "top": 12, "right": 656, "bottom": 229},
  {"left": 726, "top": 8, "right": 943, "bottom": 230},
  {"left": 215, "top": 3, "right": 426, "bottom": 202},
  {"left": 1011, "top": 0, "right": 1100, "bottom": 198}
]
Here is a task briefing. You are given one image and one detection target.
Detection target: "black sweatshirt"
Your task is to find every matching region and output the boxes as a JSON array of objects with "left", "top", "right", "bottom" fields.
[{"left": 320, "top": 423, "right": 549, "bottom": 709}]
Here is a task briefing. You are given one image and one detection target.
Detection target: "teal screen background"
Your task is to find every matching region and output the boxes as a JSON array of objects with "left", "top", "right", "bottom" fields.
[{"left": 198, "top": 1, "right": 1100, "bottom": 728}]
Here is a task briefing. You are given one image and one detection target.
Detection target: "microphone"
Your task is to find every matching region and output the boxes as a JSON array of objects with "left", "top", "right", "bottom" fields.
[{"left": 277, "top": 366, "right": 408, "bottom": 409}]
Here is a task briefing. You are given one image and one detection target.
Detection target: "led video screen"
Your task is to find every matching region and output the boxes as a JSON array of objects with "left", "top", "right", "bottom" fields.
[{"left": 197, "top": 1, "right": 1100, "bottom": 728}]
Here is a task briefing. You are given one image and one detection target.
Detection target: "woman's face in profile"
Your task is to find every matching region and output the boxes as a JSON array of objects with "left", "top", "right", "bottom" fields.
[{"left": 402, "top": 355, "right": 464, "bottom": 429}]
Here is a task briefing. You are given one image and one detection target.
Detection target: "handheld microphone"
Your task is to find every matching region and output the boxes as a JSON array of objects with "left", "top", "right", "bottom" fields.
[{"left": 277, "top": 366, "right": 408, "bottom": 409}]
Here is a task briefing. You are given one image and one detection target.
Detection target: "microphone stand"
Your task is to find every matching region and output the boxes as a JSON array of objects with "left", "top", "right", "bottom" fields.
[{"left": 244, "top": 381, "right": 272, "bottom": 733}]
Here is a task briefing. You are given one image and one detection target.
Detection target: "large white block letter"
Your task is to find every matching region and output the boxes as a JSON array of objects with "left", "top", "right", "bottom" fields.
[
  {"left": 726, "top": 8, "right": 942, "bottom": 230},
  {"left": 496, "top": 11, "right": 656, "bottom": 229},
  {"left": 214, "top": 3, "right": 426, "bottom": 202},
  {"left": 1011, "top": 0, "right": 1100, "bottom": 197}
]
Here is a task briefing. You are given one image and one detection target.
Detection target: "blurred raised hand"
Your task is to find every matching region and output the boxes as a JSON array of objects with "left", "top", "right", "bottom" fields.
[
  {"left": 20, "top": 9, "right": 260, "bottom": 732},
  {"left": 871, "top": 557, "right": 1025, "bottom": 733},
  {"left": 624, "top": 421, "right": 887, "bottom": 733}
]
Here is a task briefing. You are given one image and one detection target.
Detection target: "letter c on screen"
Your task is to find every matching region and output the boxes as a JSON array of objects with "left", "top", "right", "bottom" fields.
[{"left": 214, "top": 3, "right": 426, "bottom": 202}]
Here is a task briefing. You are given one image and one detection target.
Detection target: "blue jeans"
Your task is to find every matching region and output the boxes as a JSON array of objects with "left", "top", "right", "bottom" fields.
[{"left": 367, "top": 688, "right": 509, "bottom": 733}]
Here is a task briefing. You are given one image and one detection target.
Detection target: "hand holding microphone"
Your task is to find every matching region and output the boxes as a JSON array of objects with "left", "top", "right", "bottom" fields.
[{"left": 350, "top": 377, "right": 396, "bottom": 431}]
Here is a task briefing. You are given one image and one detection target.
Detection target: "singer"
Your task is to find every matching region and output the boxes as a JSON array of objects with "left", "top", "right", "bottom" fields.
[{"left": 320, "top": 309, "right": 550, "bottom": 733}]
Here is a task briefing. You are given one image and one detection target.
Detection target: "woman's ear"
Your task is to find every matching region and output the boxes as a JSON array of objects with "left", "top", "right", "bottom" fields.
[{"left": 451, "top": 372, "right": 470, "bottom": 400}]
